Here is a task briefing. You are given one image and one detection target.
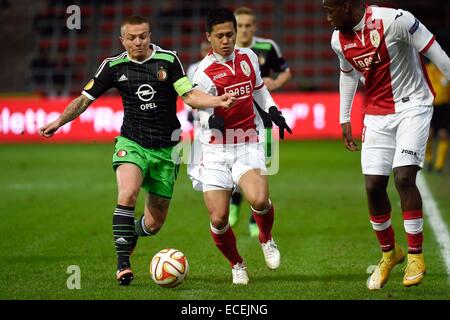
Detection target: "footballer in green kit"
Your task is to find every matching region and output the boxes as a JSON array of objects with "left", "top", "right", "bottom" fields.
[{"left": 39, "top": 15, "right": 235, "bottom": 286}]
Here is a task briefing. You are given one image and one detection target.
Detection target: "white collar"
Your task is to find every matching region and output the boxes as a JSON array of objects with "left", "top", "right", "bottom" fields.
[{"left": 211, "top": 50, "right": 235, "bottom": 63}]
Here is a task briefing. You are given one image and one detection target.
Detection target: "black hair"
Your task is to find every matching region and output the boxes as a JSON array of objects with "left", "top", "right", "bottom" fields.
[{"left": 205, "top": 7, "right": 237, "bottom": 33}]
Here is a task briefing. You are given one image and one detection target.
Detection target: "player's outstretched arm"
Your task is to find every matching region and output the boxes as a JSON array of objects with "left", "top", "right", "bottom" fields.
[
  {"left": 39, "top": 95, "right": 92, "bottom": 138},
  {"left": 181, "top": 89, "right": 236, "bottom": 110}
]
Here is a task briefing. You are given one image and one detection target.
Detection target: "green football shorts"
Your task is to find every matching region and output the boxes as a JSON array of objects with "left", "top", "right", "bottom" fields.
[{"left": 112, "top": 136, "right": 180, "bottom": 199}]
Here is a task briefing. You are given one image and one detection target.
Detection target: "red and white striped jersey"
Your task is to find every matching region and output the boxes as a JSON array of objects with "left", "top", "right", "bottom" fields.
[
  {"left": 193, "top": 48, "right": 276, "bottom": 144},
  {"left": 331, "top": 5, "right": 436, "bottom": 115}
]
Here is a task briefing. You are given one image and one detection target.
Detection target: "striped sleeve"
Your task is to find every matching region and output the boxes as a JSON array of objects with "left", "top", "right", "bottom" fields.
[{"left": 81, "top": 54, "right": 125, "bottom": 100}]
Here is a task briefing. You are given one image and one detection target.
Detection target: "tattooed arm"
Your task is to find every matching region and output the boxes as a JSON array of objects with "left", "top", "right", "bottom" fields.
[{"left": 39, "top": 95, "right": 93, "bottom": 138}]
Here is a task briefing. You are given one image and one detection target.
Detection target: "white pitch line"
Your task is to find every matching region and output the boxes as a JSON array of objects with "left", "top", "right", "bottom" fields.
[{"left": 417, "top": 172, "right": 450, "bottom": 282}]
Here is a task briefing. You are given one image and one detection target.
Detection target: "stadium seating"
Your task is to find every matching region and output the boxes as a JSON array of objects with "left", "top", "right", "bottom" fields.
[{"left": 21, "top": 0, "right": 448, "bottom": 97}]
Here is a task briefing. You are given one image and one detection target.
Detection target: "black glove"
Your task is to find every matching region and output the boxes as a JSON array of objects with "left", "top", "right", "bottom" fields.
[
  {"left": 187, "top": 110, "right": 194, "bottom": 124},
  {"left": 268, "top": 106, "right": 292, "bottom": 139},
  {"left": 208, "top": 114, "right": 225, "bottom": 133}
]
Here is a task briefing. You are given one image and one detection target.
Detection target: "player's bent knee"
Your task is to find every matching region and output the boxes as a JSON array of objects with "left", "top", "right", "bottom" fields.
[
  {"left": 118, "top": 190, "right": 139, "bottom": 206},
  {"left": 210, "top": 216, "right": 228, "bottom": 230},
  {"left": 249, "top": 196, "right": 269, "bottom": 212}
]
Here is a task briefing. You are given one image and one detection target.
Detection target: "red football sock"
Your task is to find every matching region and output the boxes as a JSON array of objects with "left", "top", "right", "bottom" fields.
[
  {"left": 210, "top": 224, "right": 243, "bottom": 266},
  {"left": 252, "top": 203, "right": 274, "bottom": 244},
  {"left": 403, "top": 210, "right": 424, "bottom": 254},
  {"left": 369, "top": 212, "right": 395, "bottom": 252}
]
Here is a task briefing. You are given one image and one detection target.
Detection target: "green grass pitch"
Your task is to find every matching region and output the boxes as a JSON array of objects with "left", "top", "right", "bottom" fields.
[{"left": 0, "top": 140, "right": 449, "bottom": 300}]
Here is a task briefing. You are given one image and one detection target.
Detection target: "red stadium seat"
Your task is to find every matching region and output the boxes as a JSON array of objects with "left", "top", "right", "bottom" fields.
[
  {"left": 181, "top": 21, "right": 194, "bottom": 33},
  {"left": 321, "top": 81, "right": 337, "bottom": 91},
  {"left": 301, "top": 52, "right": 315, "bottom": 60},
  {"left": 139, "top": 6, "right": 153, "bottom": 16},
  {"left": 101, "top": 6, "right": 116, "bottom": 18},
  {"left": 302, "top": 66, "right": 315, "bottom": 77},
  {"left": 38, "top": 39, "right": 52, "bottom": 50},
  {"left": 302, "top": 3, "right": 318, "bottom": 14},
  {"left": 283, "top": 50, "right": 300, "bottom": 61},
  {"left": 58, "top": 38, "right": 70, "bottom": 51},
  {"left": 159, "top": 38, "right": 174, "bottom": 49},
  {"left": 122, "top": 6, "right": 134, "bottom": 16},
  {"left": 320, "top": 33, "right": 332, "bottom": 43},
  {"left": 320, "top": 66, "right": 338, "bottom": 76},
  {"left": 284, "top": 3, "right": 299, "bottom": 13},
  {"left": 302, "top": 18, "right": 316, "bottom": 28},
  {"left": 76, "top": 37, "right": 89, "bottom": 50},
  {"left": 98, "top": 54, "right": 110, "bottom": 63},
  {"left": 283, "top": 34, "right": 297, "bottom": 44},
  {"left": 50, "top": 7, "right": 64, "bottom": 18},
  {"left": 178, "top": 52, "right": 192, "bottom": 64},
  {"left": 300, "top": 34, "right": 316, "bottom": 44},
  {"left": 100, "top": 38, "right": 112, "bottom": 49},
  {"left": 41, "top": 7, "right": 52, "bottom": 18},
  {"left": 73, "top": 55, "right": 87, "bottom": 65},
  {"left": 100, "top": 21, "right": 115, "bottom": 33},
  {"left": 258, "top": 18, "right": 273, "bottom": 30},
  {"left": 180, "top": 36, "right": 192, "bottom": 47},
  {"left": 319, "top": 49, "right": 334, "bottom": 59},
  {"left": 72, "top": 70, "right": 85, "bottom": 82},
  {"left": 259, "top": 3, "right": 274, "bottom": 14},
  {"left": 283, "top": 19, "right": 298, "bottom": 29},
  {"left": 81, "top": 5, "right": 93, "bottom": 17}
]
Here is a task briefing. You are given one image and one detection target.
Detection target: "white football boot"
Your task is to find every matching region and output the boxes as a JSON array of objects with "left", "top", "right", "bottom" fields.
[
  {"left": 232, "top": 261, "right": 249, "bottom": 285},
  {"left": 261, "top": 238, "right": 281, "bottom": 269}
]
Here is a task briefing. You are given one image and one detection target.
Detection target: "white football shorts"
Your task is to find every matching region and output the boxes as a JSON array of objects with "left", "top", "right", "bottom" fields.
[
  {"left": 191, "top": 142, "right": 266, "bottom": 192},
  {"left": 361, "top": 105, "right": 433, "bottom": 176}
]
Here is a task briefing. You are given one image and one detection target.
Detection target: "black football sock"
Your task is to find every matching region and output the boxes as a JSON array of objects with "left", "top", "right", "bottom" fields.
[{"left": 113, "top": 205, "right": 135, "bottom": 267}]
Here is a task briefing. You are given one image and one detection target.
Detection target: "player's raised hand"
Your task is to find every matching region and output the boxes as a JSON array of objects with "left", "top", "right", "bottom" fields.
[
  {"left": 39, "top": 120, "right": 61, "bottom": 138},
  {"left": 268, "top": 106, "right": 292, "bottom": 140},
  {"left": 341, "top": 122, "right": 359, "bottom": 151}
]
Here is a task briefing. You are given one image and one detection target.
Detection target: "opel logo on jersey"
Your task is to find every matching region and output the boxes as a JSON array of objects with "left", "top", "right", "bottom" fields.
[{"left": 135, "top": 84, "right": 157, "bottom": 102}]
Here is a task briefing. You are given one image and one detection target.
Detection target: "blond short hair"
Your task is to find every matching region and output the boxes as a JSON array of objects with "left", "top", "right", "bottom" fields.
[
  {"left": 120, "top": 16, "right": 151, "bottom": 36},
  {"left": 234, "top": 6, "right": 255, "bottom": 17}
]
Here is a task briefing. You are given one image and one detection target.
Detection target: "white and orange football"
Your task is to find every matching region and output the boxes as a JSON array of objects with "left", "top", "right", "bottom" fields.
[{"left": 150, "top": 248, "right": 189, "bottom": 287}]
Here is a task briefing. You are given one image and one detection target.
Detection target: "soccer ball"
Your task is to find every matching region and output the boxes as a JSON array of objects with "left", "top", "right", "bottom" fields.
[{"left": 150, "top": 248, "right": 189, "bottom": 287}]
